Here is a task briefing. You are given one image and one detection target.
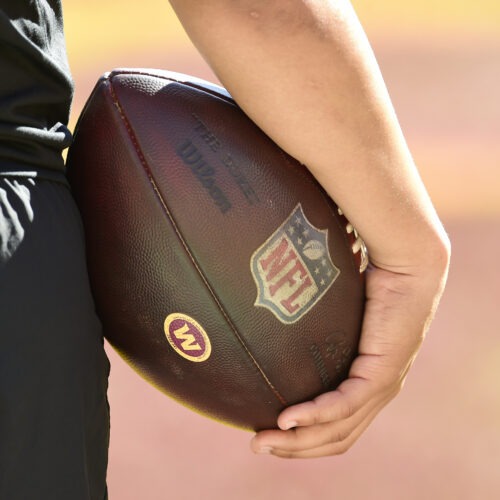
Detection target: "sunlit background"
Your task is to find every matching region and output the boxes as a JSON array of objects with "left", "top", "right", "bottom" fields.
[{"left": 63, "top": 1, "right": 499, "bottom": 499}]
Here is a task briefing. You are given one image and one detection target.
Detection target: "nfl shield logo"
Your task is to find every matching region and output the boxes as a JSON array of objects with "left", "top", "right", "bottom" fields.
[{"left": 251, "top": 204, "right": 340, "bottom": 324}]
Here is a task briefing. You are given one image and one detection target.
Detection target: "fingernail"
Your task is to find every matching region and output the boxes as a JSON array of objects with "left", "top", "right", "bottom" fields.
[
  {"left": 258, "top": 446, "right": 273, "bottom": 454},
  {"left": 282, "top": 420, "right": 298, "bottom": 430}
]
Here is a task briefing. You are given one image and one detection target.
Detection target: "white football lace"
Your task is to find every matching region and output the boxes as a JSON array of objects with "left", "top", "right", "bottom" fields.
[{"left": 338, "top": 208, "right": 369, "bottom": 273}]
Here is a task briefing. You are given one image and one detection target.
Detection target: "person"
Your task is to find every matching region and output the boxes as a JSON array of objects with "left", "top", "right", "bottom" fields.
[
  {"left": 0, "top": 1, "right": 110, "bottom": 499},
  {"left": 0, "top": 0, "right": 450, "bottom": 498}
]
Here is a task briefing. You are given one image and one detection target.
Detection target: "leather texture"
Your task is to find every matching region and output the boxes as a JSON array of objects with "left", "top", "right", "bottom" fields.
[{"left": 67, "top": 69, "right": 365, "bottom": 431}]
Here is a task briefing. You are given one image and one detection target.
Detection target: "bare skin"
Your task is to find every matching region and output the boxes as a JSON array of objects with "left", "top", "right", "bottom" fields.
[{"left": 169, "top": 0, "right": 450, "bottom": 458}]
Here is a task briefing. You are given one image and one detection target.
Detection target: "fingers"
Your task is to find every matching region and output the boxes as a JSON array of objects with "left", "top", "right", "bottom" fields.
[
  {"left": 250, "top": 348, "right": 408, "bottom": 458},
  {"left": 251, "top": 373, "right": 398, "bottom": 458},
  {"left": 275, "top": 351, "right": 405, "bottom": 431},
  {"left": 251, "top": 395, "right": 389, "bottom": 458},
  {"left": 276, "top": 376, "right": 374, "bottom": 430},
  {"left": 268, "top": 403, "right": 381, "bottom": 459}
]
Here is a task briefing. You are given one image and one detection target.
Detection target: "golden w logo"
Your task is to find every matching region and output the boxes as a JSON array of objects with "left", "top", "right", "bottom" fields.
[
  {"left": 164, "top": 313, "right": 211, "bottom": 363},
  {"left": 172, "top": 323, "right": 202, "bottom": 351}
]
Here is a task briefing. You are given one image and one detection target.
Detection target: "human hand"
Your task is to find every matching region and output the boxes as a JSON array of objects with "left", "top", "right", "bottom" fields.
[{"left": 251, "top": 255, "right": 449, "bottom": 458}]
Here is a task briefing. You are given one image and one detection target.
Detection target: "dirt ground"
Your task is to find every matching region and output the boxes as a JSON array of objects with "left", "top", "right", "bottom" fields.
[{"left": 64, "top": 3, "right": 500, "bottom": 498}]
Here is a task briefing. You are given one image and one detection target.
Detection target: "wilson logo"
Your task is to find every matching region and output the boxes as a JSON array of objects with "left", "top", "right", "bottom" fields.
[
  {"left": 164, "top": 313, "right": 211, "bottom": 362},
  {"left": 251, "top": 204, "right": 340, "bottom": 323}
]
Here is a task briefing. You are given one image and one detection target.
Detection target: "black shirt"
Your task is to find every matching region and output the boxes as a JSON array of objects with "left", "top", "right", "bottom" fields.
[{"left": 0, "top": 1, "right": 73, "bottom": 178}]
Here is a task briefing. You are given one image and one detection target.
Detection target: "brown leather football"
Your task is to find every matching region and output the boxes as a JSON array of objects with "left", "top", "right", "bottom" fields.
[{"left": 66, "top": 69, "right": 367, "bottom": 431}]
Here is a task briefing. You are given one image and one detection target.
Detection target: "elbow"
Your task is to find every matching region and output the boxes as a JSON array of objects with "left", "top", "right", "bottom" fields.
[
  {"left": 424, "top": 228, "right": 451, "bottom": 296},
  {"left": 433, "top": 229, "right": 451, "bottom": 278}
]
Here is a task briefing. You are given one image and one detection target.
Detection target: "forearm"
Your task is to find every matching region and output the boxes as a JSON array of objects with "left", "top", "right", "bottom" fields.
[{"left": 169, "top": 0, "right": 450, "bottom": 275}]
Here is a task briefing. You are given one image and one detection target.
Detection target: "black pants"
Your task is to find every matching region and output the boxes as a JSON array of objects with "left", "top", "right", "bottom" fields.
[{"left": 0, "top": 175, "right": 110, "bottom": 499}]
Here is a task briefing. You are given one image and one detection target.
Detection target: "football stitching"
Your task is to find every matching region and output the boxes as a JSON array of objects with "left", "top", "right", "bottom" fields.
[{"left": 107, "top": 75, "right": 288, "bottom": 408}]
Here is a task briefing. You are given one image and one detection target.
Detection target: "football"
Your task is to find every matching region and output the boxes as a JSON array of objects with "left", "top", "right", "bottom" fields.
[{"left": 66, "top": 69, "right": 367, "bottom": 431}]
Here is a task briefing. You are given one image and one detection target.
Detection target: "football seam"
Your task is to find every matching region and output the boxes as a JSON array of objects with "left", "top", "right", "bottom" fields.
[
  {"left": 109, "top": 68, "right": 235, "bottom": 106},
  {"left": 107, "top": 75, "right": 288, "bottom": 407}
]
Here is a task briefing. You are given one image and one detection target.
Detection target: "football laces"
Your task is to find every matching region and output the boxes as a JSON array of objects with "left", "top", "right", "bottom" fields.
[{"left": 337, "top": 207, "right": 369, "bottom": 273}]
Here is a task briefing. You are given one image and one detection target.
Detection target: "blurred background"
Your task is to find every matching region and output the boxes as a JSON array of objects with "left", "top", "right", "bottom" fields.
[{"left": 63, "top": 1, "right": 499, "bottom": 499}]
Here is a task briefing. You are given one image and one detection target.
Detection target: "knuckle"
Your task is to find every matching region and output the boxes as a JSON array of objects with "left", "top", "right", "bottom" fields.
[
  {"left": 338, "top": 400, "right": 356, "bottom": 420},
  {"left": 274, "top": 450, "right": 294, "bottom": 459},
  {"left": 334, "top": 426, "right": 352, "bottom": 443},
  {"left": 378, "top": 372, "right": 397, "bottom": 391},
  {"left": 336, "top": 441, "right": 352, "bottom": 455},
  {"left": 376, "top": 369, "right": 404, "bottom": 396},
  {"left": 386, "top": 377, "right": 405, "bottom": 398}
]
